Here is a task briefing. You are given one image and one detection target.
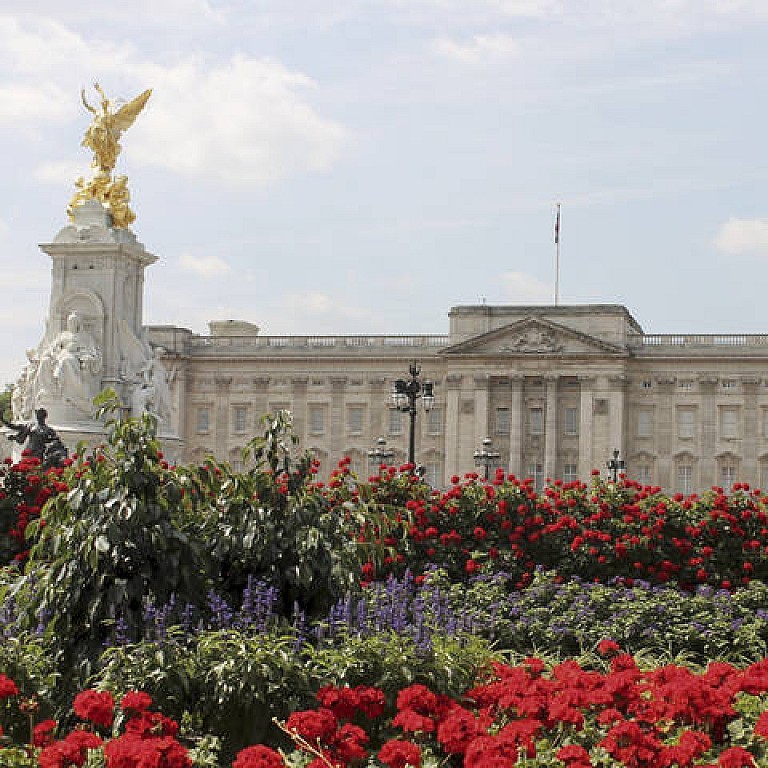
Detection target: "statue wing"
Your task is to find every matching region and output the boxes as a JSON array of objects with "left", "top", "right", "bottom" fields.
[{"left": 112, "top": 89, "right": 152, "bottom": 133}]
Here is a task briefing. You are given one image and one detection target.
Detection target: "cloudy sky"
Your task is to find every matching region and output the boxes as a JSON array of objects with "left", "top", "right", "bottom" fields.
[{"left": 0, "top": 0, "right": 767, "bottom": 386}]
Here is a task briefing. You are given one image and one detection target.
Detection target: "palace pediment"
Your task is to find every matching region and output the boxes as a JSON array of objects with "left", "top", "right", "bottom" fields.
[{"left": 439, "top": 317, "right": 627, "bottom": 357}]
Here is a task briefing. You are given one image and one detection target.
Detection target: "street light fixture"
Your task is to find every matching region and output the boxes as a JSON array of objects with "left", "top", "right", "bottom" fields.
[
  {"left": 474, "top": 437, "right": 501, "bottom": 481},
  {"left": 367, "top": 436, "right": 394, "bottom": 469},
  {"left": 606, "top": 449, "right": 625, "bottom": 482},
  {"left": 391, "top": 361, "right": 435, "bottom": 468}
]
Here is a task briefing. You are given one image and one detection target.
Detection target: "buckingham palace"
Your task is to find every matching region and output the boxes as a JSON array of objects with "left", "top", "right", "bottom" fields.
[{"left": 147, "top": 303, "right": 768, "bottom": 492}]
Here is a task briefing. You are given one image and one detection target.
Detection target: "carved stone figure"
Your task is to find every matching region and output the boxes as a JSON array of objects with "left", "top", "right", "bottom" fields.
[
  {"left": 2, "top": 408, "right": 68, "bottom": 469},
  {"left": 131, "top": 347, "right": 173, "bottom": 424},
  {"left": 34, "top": 312, "right": 102, "bottom": 415}
]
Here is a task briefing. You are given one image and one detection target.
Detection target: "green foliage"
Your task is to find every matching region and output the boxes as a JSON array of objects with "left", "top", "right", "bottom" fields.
[
  {"left": 12, "top": 401, "right": 205, "bottom": 680},
  {"left": 98, "top": 627, "right": 312, "bottom": 763},
  {"left": 186, "top": 412, "right": 362, "bottom": 616}
]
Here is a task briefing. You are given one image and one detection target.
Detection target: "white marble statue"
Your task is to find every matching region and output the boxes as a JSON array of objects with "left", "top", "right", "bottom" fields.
[
  {"left": 131, "top": 346, "right": 173, "bottom": 423},
  {"left": 33, "top": 312, "right": 102, "bottom": 415},
  {"left": 117, "top": 318, "right": 173, "bottom": 426}
]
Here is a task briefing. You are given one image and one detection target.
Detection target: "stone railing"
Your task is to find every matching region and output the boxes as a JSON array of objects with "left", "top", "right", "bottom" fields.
[
  {"left": 188, "top": 334, "right": 451, "bottom": 350},
  {"left": 632, "top": 334, "right": 768, "bottom": 347}
]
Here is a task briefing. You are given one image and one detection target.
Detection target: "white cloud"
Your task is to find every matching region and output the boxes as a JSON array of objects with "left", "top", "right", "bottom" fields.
[
  {"left": 178, "top": 252, "right": 231, "bottom": 276},
  {"left": 0, "top": 16, "right": 346, "bottom": 185},
  {"left": 0, "top": 82, "right": 73, "bottom": 125},
  {"left": 500, "top": 271, "right": 552, "bottom": 302},
  {"left": 715, "top": 217, "right": 768, "bottom": 256},
  {"left": 131, "top": 56, "right": 347, "bottom": 183},
  {"left": 33, "top": 160, "right": 90, "bottom": 186},
  {"left": 432, "top": 33, "right": 522, "bottom": 62}
]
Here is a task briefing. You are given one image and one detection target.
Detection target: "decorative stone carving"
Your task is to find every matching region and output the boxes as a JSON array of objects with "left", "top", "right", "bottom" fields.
[
  {"left": 117, "top": 318, "right": 174, "bottom": 425},
  {"left": 501, "top": 327, "right": 563, "bottom": 354}
]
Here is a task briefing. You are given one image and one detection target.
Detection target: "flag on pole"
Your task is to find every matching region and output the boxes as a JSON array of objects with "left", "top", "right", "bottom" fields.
[{"left": 554, "top": 204, "right": 561, "bottom": 245}]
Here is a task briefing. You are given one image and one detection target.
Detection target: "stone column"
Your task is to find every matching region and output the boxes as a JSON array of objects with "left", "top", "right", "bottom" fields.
[
  {"left": 473, "top": 374, "right": 490, "bottom": 446},
  {"left": 654, "top": 377, "right": 676, "bottom": 490},
  {"left": 444, "top": 374, "right": 462, "bottom": 479},
  {"left": 699, "top": 376, "right": 718, "bottom": 487},
  {"left": 743, "top": 378, "right": 760, "bottom": 485},
  {"left": 578, "top": 376, "right": 595, "bottom": 479},
  {"left": 608, "top": 374, "right": 626, "bottom": 459},
  {"left": 330, "top": 377, "right": 347, "bottom": 459},
  {"left": 544, "top": 375, "right": 558, "bottom": 480},
  {"left": 213, "top": 375, "right": 232, "bottom": 458},
  {"left": 508, "top": 375, "right": 523, "bottom": 477}
]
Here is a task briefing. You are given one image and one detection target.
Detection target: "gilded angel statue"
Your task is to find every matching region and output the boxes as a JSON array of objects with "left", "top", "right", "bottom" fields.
[
  {"left": 80, "top": 82, "right": 151, "bottom": 174},
  {"left": 68, "top": 83, "right": 151, "bottom": 228}
]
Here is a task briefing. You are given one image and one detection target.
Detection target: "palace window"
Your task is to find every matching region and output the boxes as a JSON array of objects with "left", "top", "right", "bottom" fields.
[
  {"left": 637, "top": 408, "right": 653, "bottom": 438},
  {"left": 677, "top": 407, "right": 696, "bottom": 439},
  {"left": 719, "top": 407, "right": 739, "bottom": 440},
  {"left": 562, "top": 463, "right": 578, "bottom": 483},
  {"left": 720, "top": 463, "right": 737, "bottom": 490},
  {"left": 347, "top": 405, "right": 364, "bottom": 435},
  {"left": 232, "top": 406, "right": 247, "bottom": 434},
  {"left": 308, "top": 405, "right": 325, "bottom": 435},
  {"left": 427, "top": 407, "right": 443, "bottom": 435},
  {"left": 388, "top": 408, "right": 403, "bottom": 435},
  {"left": 529, "top": 407, "right": 544, "bottom": 435},
  {"left": 196, "top": 407, "right": 210, "bottom": 434},
  {"left": 563, "top": 407, "right": 578, "bottom": 436},
  {"left": 495, "top": 407, "right": 510, "bottom": 435},
  {"left": 676, "top": 464, "right": 693, "bottom": 495},
  {"left": 528, "top": 462, "right": 544, "bottom": 491}
]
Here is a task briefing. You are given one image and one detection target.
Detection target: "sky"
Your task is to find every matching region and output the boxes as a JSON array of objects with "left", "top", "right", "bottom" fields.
[{"left": 1, "top": 0, "right": 768, "bottom": 386}]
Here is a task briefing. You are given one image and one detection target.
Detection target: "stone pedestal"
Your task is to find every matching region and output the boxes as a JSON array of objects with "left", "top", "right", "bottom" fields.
[{"left": 7, "top": 200, "right": 183, "bottom": 457}]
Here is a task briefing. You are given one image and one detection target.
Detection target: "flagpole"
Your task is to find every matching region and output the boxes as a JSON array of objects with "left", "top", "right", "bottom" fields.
[{"left": 554, "top": 203, "right": 561, "bottom": 306}]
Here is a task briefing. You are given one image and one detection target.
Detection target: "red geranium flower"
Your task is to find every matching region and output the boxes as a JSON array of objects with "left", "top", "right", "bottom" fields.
[
  {"left": 233, "top": 745, "right": 285, "bottom": 768},
  {"left": 379, "top": 739, "right": 421, "bottom": 768},
  {"left": 73, "top": 689, "right": 115, "bottom": 729},
  {"left": 0, "top": 673, "right": 19, "bottom": 699}
]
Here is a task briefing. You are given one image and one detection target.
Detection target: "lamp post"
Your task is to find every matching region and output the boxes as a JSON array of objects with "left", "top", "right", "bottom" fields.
[
  {"left": 391, "top": 361, "right": 435, "bottom": 468},
  {"left": 606, "top": 449, "right": 625, "bottom": 482},
  {"left": 474, "top": 437, "right": 501, "bottom": 481},
  {"left": 367, "top": 436, "right": 394, "bottom": 470}
]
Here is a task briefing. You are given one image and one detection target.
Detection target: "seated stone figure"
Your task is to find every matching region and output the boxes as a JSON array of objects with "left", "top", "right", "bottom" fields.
[{"left": 33, "top": 312, "right": 102, "bottom": 415}]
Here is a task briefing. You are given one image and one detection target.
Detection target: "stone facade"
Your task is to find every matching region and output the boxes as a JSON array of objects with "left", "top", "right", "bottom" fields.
[{"left": 149, "top": 304, "right": 768, "bottom": 492}]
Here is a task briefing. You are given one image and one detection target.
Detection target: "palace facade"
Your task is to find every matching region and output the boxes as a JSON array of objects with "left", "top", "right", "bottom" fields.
[{"left": 149, "top": 303, "right": 768, "bottom": 492}]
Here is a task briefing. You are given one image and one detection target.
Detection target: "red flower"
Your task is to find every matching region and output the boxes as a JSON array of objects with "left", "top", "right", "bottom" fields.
[
  {"left": 556, "top": 744, "right": 592, "bottom": 766},
  {"left": 754, "top": 711, "right": 768, "bottom": 740},
  {"left": 120, "top": 691, "right": 153, "bottom": 715},
  {"left": 597, "top": 639, "right": 621, "bottom": 658},
  {"left": 285, "top": 708, "right": 338, "bottom": 746},
  {"left": 33, "top": 719, "right": 58, "bottom": 747},
  {"left": 379, "top": 739, "right": 421, "bottom": 768},
  {"left": 717, "top": 746, "right": 757, "bottom": 767},
  {"left": 73, "top": 689, "right": 114, "bottom": 729},
  {"left": 437, "top": 707, "right": 483, "bottom": 754},
  {"left": 0, "top": 674, "right": 19, "bottom": 698},
  {"left": 331, "top": 722, "right": 369, "bottom": 763},
  {"left": 233, "top": 745, "right": 286, "bottom": 768},
  {"left": 39, "top": 729, "right": 103, "bottom": 768}
]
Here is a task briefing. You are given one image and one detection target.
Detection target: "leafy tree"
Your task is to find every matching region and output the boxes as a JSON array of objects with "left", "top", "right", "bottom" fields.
[{"left": 11, "top": 394, "right": 206, "bottom": 681}]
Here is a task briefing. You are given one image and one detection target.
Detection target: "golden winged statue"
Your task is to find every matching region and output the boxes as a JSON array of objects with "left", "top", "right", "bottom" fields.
[{"left": 68, "top": 83, "right": 151, "bottom": 229}]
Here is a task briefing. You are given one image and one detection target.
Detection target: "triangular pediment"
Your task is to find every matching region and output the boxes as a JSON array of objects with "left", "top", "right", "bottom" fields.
[{"left": 439, "top": 317, "right": 627, "bottom": 356}]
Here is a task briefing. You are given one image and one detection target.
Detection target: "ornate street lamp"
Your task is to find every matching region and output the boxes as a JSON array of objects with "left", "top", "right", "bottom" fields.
[
  {"left": 391, "top": 361, "right": 435, "bottom": 468},
  {"left": 367, "top": 436, "right": 394, "bottom": 469},
  {"left": 606, "top": 449, "right": 625, "bottom": 482},
  {"left": 474, "top": 437, "right": 501, "bottom": 481}
]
